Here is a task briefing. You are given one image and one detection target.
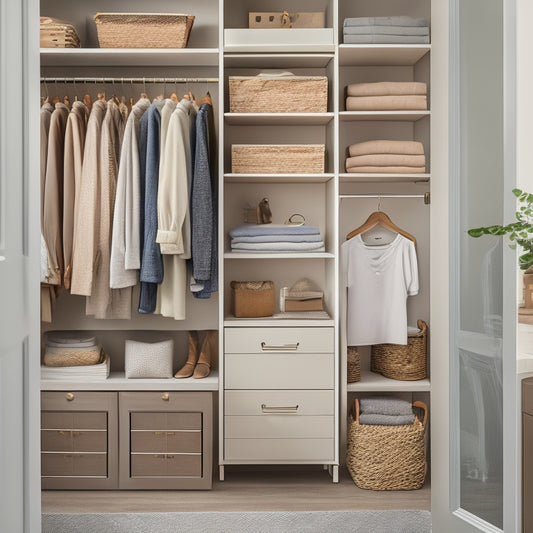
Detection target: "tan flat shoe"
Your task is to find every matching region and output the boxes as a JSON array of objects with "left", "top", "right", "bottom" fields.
[
  {"left": 193, "top": 330, "right": 217, "bottom": 379},
  {"left": 175, "top": 331, "right": 199, "bottom": 378}
]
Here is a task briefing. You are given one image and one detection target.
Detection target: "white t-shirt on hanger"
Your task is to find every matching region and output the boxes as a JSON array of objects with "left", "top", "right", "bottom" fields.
[{"left": 341, "top": 233, "right": 419, "bottom": 346}]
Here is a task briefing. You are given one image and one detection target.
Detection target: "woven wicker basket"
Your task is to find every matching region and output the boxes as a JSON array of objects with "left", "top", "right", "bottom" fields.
[
  {"left": 347, "top": 347, "right": 361, "bottom": 383},
  {"left": 231, "top": 281, "right": 275, "bottom": 318},
  {"left": 232, "top": 144, "right": 325, "bottom": 174},
  {"left": 371, "top": 319, "right": 428, "bottom": 381},
  {"left": 347, "top": 399, "right": 427, "bottom": 491},
  {"left": 229, "top": 76, "right": 328, "bottom": 113},
  {"left": 40, "top": 17, "right": 81, "bottom": 48},
  {"left": 94, "top": 13, "right": 194, "bottom": 48}
]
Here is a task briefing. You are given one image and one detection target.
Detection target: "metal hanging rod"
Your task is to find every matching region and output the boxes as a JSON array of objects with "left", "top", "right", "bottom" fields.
[
  {"left": 40, "top": 76, "right": 219, "bottom": 84},
  {"left": 339, "top": 192, "right": 431, "bottom": 205}
]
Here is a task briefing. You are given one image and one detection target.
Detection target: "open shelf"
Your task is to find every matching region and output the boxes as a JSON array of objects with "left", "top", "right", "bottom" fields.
[
  {"left": 41, "top": 371, "right": 219, "bottom": 391},
  {"left": 224, "top": 53, "right": 334, "bottom": 69},
  {"left": 224, "top": 252, "right": 335, "bottom": 260},
  {"left": 40, "top": 48, "right": 220, "bottom": 67},
  {"left": 225, "top": 113, "right": 334, "bottom": 126},
  {"left": 339, "top": 173, "right": 430, "bottom": 183},
  {"left": 224, "top": 313, "right": 333, "bottom": 327},
  {"left": 347, "top": 368, "right": 430, "bottom": 392},
  {"left": 224, "top": 173, "right": 334, "bottom": 184},
  {"left": 339, "top": 44, "right": 431, "bottom": 66},
  {"left": 339, "top": 111, "right": 430, "bottom": 122}
]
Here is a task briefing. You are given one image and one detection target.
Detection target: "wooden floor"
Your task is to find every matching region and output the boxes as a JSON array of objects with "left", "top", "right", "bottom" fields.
[{"left": 42, "top": 466, "right": 431, "bottom": 513}]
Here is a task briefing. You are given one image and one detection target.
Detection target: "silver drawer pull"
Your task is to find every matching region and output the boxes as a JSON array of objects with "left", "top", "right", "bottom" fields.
[
  {"left": 260, "top": 342, "right": 299, "bottom": 351},
  {"left": 261, "top": 404, "right": 299, "bottom": 413}
]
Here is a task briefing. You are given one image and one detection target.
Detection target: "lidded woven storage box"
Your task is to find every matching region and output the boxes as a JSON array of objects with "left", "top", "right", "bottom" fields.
[
  {"left": 347, "top": 398, "right": 427, "bottom": 491},
  {"left": 229, "top": 76, "right": 328, "bottom": 113},
  {"left": 40, "top": 17, "right": 81, "bottom": 48},
  {"left": 94, "top": 13, "right": 194, "bottom": 48},
  {"left": 231, "top": 281, "right": 275, "bottom": 318},
  {"left": 371, "top": 319, "right": 428, "bottom": 381},
  {"left": 232, "top": 144, "right": 325, "bottom": 174}
]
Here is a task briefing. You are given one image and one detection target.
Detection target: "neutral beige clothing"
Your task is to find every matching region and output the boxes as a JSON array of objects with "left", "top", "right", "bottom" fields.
[
  {"left": 43, "top": 102, "right": 69, "bottom": 287},
  {"left": 348, "top": 140, "right": 424, "bottom": 157},
  {"left": 345, "top": 165, "right": 426, "bottom": 174},
  {"left": 346, "top": 95, "right": 427, "bottom": 111},
  {"left": 40, "top": 102, "right": 54, "bottom": 221},
  {"left": 346, "top": 81, "right": 427, "bottom": 97},
  {"left": 346, "top": 153, "right": 426, "bottom": 168},
  {"left": 63, "top": 101, "right": 89, "bottom": 290}
]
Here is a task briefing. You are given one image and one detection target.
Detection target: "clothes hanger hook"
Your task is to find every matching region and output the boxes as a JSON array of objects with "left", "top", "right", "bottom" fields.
[{"left": 377, "top": 194, "right": 382, "bottom": 212}]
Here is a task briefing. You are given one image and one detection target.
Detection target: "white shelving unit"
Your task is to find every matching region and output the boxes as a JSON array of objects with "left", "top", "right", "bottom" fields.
[{"left": 224, "top": 113, "right": 335, "bottom": 126}]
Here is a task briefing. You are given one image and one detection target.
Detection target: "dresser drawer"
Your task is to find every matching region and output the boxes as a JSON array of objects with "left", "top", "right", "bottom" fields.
[
  {"left": 131, "top": 453, "right": 202, "bottom": 477},
  {"left": 41, "top": 411, "right": 107, "bottom": 430},
  {"left": 225, "top": 327, "right": 334, "bottom": 354},
  {"left": 41, "top": 452, "right": 107, "bottom": 477},
  {"left": 225, "top": 415, "right": 334, "bottom": 439},
  {"left": 131, "top": 412, "right": 202, "bottom": 431},
  {"left": 225, "top": 438, "right": 335, "bottom": 462},
  {"left": 131, "top": 430, "right": 201, "bottom": 453},
  {"left": 41, "top": 429, "right": 107, "bottom": 452},
  {"left": 225, "top": 390, "right": 334, "bottom": 415},
  {"left": 225, "top": 353, "right": 334, "bottom": 389}
]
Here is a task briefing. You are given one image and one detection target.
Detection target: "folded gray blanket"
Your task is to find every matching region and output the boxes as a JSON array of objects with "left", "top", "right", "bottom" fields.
[
  {"left": 343, "top": 34, "right": 430, "bottom": 44},
  {"left": 359, "top": 397, "right": 413, "bottom": 415},
  {"left": 229, "top": 224, "right": 320, "bottom": 238},
  {"left": 359, "top": 413, "right": 416, "bottom": 425},
  {"left": 344, "top": 25, "right": 429, "bottom": 36},
  {"left": 231, "top": 241, "right": 325, "bottom": 251},
  {"left": 344, "top": 16, "right": 427, "bottom": 27},
  {"left": 231, "top": 234, "right": 323, "bottom": 244}
]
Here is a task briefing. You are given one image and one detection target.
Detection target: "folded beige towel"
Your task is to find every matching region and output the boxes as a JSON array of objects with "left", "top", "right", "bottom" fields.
[
  {"left": 346, "top": 81, "right": 427, "bottom": 97},
  {"left": 348, "top": 140, "right": 424, "bottom": 157},
  {"left": 345, "top": 165, "right": 426, "bottom": 174},
  {"left": 346, "top": 95, "right": 427, "bottom": 111},
  {"left": 346, "top": 154, "right": 426, "bottom": 168}
]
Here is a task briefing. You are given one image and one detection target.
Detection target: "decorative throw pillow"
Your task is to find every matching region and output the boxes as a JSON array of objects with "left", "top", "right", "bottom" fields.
[{"left": 125, "top": 339, "right": 173, "bottom": 378}]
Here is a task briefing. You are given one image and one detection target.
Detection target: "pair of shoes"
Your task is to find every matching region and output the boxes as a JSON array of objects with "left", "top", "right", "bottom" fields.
[{"left": 174, "top": 330, "right": 217, "bottom": 379}]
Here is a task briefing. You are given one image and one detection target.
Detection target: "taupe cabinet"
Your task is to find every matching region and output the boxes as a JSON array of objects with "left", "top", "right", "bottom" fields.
[
  {"left": 523, "top": 378, "right": 533, "bottom": 532},
  {"left": 41, "top": 391, "right": 212, "bottom": 490}
]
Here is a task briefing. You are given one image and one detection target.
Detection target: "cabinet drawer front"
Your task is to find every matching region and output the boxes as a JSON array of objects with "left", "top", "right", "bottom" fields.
[
  {"left": 225, "top": 354, "right": 334, "bottom": 389},
  {"left": 131, "top": 431, "right": 202, "bottom": 453},
  {"left": 41, "top": 429, "right": 107, "bottom": 452},
  {"left": 225, "top": 327, "right": 334, "bottom": 354},
  {"left": 131, "top": 454, "right": 201, "bottom": 477},
  {"left": 130, "top": 412, "right": 202, "bottom": 431},
  {"left": 225, "top": 415, "right": 334, "bottom": 439},
  {"left": 225, "top": 390, "right": 334, "bottom": 415},
  {"left": 41, "top": 453, "right": 107, "bottom": 477},
  {"left": 41, "top": 411, "right": 107, "bottom": 430},
  {"left": 225, "top": 438, "right": 334, "bottom": 462}
]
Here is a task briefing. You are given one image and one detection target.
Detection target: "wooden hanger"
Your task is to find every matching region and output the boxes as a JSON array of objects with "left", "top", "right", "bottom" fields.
[
  {"left": 200, "top": 91, "right": 213, "bottom": 106},
  {"left": 346, "top": 210, "right": 416, "bottom": 246},
  {"left": 83, "top": 93, "right": 92, "bottom": 111},
  {"left": 170, "top": 92, "right": 179, "bottom": 102}
]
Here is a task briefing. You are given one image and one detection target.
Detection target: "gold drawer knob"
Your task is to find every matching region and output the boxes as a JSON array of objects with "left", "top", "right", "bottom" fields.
[
  {"left": 66, "top": 392, "right": 75, "bottom": 401},
  {"left": 162, "top": 392, "right": 169, "bottom": 401}
]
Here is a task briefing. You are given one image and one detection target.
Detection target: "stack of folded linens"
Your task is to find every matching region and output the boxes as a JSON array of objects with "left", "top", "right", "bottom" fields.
[
  {"left": 343, "top": 16, "right": 430, "bottom": 44},
  {"left": 346, "top": 81, "right": 427, "bottom": 111},
  {"left": 358, "top": 397, "right": 415, "bottom": 426},
  {"left": 284, "top": 278, "right": 324, "bottom": 312},
  {"left": 229, "top": 224, "right": 325, "bottom": 253},
  {"left": 346, "top": 139, "right": 425, "bottom": 174}
]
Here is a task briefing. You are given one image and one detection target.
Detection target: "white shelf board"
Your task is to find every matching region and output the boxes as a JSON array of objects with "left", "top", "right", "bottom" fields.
[
  {"left": 41, "top": 371, "right": 219, "bottom": 391},
  {"left": 40, "top": 48, "right": 220, "bottom": 67},
  {"left": 224, "top": 252, "right": 334, "bottom": 260},
  {"left": 225, "top": 113, "right": 334, "bottom": 126},
  {"left": 339, "top": 44, "right": 431, "bottom": 66},
  {"left": 339, "top": 173, "right": 430, "bottom": 183},
  {"left": 347, "top": 368, "right": 430, "bottom": 392},
  {"left": 224, "top": 314, "right": 334, "bottom": 327},
  {"left": 224, "top": 53, "right": 334, "bottom": 69},
  {"left": 339, "top": 111, "right": 430, "bottom": 122},
  {"left": 225, "top": 173, "right": 334, "bottom": 184}
]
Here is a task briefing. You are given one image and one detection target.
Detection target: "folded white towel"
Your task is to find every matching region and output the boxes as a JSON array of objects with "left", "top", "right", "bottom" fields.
[{"left": 344, "top": 16, "right": 427, "bottom": 27}]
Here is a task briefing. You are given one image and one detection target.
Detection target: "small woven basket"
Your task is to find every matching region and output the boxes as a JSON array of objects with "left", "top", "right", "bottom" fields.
[
  {"left": 371, "top": 319, "right": 428, "bottom": 381},
  {"left": 40, "top": 17, "right": 81, "bottom": 48},
  {"left": 231, "top": 281, "right": 275, "bottom": 318},
  {"left": 347, "top": 346, "right": 361, "bottom": 383},
  {"left": 347, "top": 399, "right": 427, "bottom": 491},
  {"left": 94, "top": 13, "right": 194, "bottom": 48}
]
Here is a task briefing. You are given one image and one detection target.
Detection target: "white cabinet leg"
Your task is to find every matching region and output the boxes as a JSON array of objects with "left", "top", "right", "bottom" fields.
[
  {"left": 323, "top": 464, "right": 328, "bottom": 470},
  {"left": 332, "top": 465, "right": 339, "bottom": 483},
  {"left": 219, "top": 465, "right": 224, "bottom": 481}
]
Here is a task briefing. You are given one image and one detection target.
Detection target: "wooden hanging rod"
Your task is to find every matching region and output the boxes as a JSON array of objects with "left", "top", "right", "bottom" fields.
[
  {"left": 40, "top": 76, "right": 219, "bottom": 84},
  {"left": 339, "top": 192, "right": 431, "bottom": 205}
]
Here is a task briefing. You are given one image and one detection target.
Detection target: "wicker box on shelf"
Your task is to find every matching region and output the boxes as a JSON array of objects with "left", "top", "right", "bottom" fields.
[
  {"left": 229, "top": 76, "right": 328, "bottom": 113},
  {"left": 371, "top": 319, "right": 428, "bottom": 381},
  {"left": 94, "top": 13, "right": 194, "bottom": 48},
  {"left": 40, "top": 17, "right": 81, "bottom": 48},
  {"left": 230, "top": 281, "right": 275, "bottom": 318},
  {"left": 347, "top": 346, "right": 360, "bottom": 383},
  {"left": 347, "top": 399, "right": 428, "bottom": 491},
  {"left": 232, "top": 144, "right": 325, "bottom": 174}
]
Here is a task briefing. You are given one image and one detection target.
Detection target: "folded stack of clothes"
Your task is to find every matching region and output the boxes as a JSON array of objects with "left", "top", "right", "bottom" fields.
[
  {"left": 282, "top": 278, "right": 324, "bottom": 312},
  {"left": 346, "top": 81, "right": 427, "bottom": 111},
  {"left": 42, "top": 332, "right": 109, "bottom": 380},
  {"left": 358, "top": 397, "right": 415, "bottom": 426},
  {"left": 343, "top": 16, "right": 430, "bottom": 44},
  {"left": 229, "top": 224, "right": 325, "bottom": 253},
  {"left": 345, "top": 139, "right": 426, "bottom": 173}
]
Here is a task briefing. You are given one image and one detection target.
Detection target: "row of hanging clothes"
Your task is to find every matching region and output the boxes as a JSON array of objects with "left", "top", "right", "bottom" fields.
[{"left": 40, "top": 78, "right": 218, "bottom": 322}]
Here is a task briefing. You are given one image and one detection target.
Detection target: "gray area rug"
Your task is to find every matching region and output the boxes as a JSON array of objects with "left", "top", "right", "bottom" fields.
[{"left": 42, "top": 510, "right": 431, "bottom": 532}]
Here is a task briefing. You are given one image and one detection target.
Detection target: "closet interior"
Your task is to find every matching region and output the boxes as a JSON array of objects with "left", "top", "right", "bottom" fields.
[{"left": 40, "top": 0, "right": 432, "bottom": 513}]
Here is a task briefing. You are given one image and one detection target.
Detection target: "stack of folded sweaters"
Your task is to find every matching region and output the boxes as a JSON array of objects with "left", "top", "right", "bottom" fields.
[
  {"left": 343, "top": 16, "right": 430, "bottom": 44},
  {"left": 358, "top": 397, "right": 415, "bottom": 426},
  {"left": 345, "top": 139, "right": 426, "bottom": 174},
  {"left": 229, "top": 224, "right": 325, "bottom": 253},
  {"left": 346, "top": 81, "right": 427, "bottom": 111}
]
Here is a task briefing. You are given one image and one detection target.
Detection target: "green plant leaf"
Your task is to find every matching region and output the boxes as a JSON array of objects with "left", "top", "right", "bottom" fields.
[
  {"left": 467, "top": 228, "right": 485, "bottom": 238},
  {"left": 513, "top": 188, "right": 523, "bottom": 197}
]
